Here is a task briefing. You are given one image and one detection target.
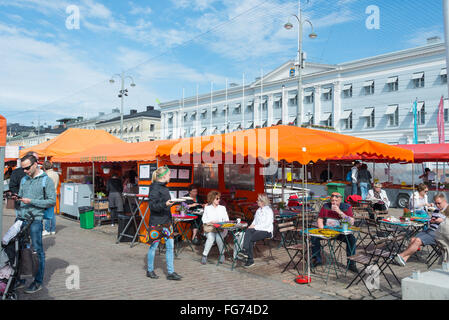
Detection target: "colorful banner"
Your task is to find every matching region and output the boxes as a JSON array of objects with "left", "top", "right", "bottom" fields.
[
  {"left": 437, "top": 95, "right": 445, "bottom": 144},
  {"left": 413, "top": 100, "right": 418, "bottom": 144}
]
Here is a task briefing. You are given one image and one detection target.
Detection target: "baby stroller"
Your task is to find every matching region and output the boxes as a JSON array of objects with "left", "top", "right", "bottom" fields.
[{"left": 0, "top": 212, "right": 35, "bottom": 300}]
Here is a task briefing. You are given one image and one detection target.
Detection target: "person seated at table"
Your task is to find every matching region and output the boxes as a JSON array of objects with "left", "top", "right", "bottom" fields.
[
  {"left": 238, "top": 194, "right": 274, "bottom": 268},
  {"left": 311, "top": 192, "right": 358, "bottom": 273},
  {"left": 366, "top": 183, "right": 390, "bottom": 218},
  {"left": 201, "top": 191, "right": 229, "bottom": 265},
  {"left": 409, "top": 183, "right": 434, "bottom": 217},
  {"left": 184, "top": 184, "right": 205, "bottom": 245},
  {"left": 395, "top": 193, "right": 448, "bottom": 267}
]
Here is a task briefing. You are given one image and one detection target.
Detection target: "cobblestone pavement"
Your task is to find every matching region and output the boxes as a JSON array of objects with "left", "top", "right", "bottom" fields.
[{"left": 1, "top": 207, "right": 439, "bottom": 300}]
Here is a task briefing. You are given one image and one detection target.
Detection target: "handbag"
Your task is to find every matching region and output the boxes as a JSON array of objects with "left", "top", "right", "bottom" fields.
[
  {"left": 203, "top": 223, "right": 216, "bottom": 233},
  {"left": 145, "top": 224, "right": 174, "bottom": 244},
  {"left": 19, "top": 248, "right": 39, "bottom": 277}
]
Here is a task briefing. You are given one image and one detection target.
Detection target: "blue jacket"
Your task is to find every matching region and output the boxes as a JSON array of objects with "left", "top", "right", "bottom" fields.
[{"left": 18, "top": 170, "right": 56, "bottom": 221}]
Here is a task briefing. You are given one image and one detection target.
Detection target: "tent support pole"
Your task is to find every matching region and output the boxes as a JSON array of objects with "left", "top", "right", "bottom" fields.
[
  {"left": 436, "top": 161, "right": 439, "bottom": 191},
  {"left": 281, "top": 162, "right": 285, "bottom": 205},
  {"left": 92, "top": 162, "right": 95, "bottom": 206}
]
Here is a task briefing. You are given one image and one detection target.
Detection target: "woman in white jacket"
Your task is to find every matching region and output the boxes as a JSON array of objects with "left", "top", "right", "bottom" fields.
[
  {"left": 238, "top": 194, "right": 274, "bottom": 267},
  {"left": 201, "top": 190, "right": 229, "bottom": 265}
]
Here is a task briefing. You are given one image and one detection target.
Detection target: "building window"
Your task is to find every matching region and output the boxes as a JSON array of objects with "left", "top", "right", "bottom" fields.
[
  {"left": 412, "top": 72, "right": 425, "bottom": 88},
  {"left": 288, "top": 96, "right": 297, "bottom": 106},
  {"left": 441, "top": 69, "right": 447, "bottom": 84},
  {"left": 387, "top": 105, "right": 399, "bottom": 127},
  {"left": 445, "top": 108, "right": 449, "bottom": 122},
  {"left": 341, "top": 110, "right": 352, "bottom": 130},
  {"left": 274, "top": 97, "right": 282, "bottom": 109},
  {"left": 150, "top": 124, "right": 154, "bottom": 132},
  {"left": 343, "top": 84, "right": 352, "bottom": 98},
  {"left": 387, "top": 77, "right": 399, "bottom": 92},
  {"left": 364, "top": 80, "right": 375, "bottom": 95},
  {"left": 201, "top": 110, "right": 207, "bottom": 119},
  {"left": 362, "top": 108, "right": 375, "bottom": 128},
  {"left": 322, "top": 88, "right": 332, "bottom": 101},
  {"left": 304, "top": 92, "right": 314, "bottom": 104}
]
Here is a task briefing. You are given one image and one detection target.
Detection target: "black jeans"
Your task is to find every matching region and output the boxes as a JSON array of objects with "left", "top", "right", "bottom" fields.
[{"left": 242, "top": 229, "right": 271, "bottom": 262}]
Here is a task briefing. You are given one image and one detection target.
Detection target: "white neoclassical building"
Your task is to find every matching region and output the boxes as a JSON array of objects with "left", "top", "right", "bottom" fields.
[{"left": 160, "top": 41, "right": 449, "bottom": 145}]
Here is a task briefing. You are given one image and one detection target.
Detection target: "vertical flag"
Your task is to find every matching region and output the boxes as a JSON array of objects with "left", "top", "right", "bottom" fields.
[
  {"left": 413, "top": 99, "right": 418, "bottom": 144},
  {"left": 437, "top": 95, "right": 445, "bottom": 144}
]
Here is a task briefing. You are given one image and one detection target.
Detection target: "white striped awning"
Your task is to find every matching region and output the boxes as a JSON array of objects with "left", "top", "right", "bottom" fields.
[
  {"left": 262, "top": 120, "right": 268, "bottom": 127},
  {"left": 385, "top": 105, "right": 398, "bottom": 115},
  {"left": 288, "top": 91, "right": 298, "bottom": 98},
  {"left": 246, "top": 121, "right": 254, "bottom": 129},
  {"left": 361, "top": 108, "right": 374, "bottom": 117},
  {"left": 261, "top": 96, "right": 268, "bottom": 103},
  {"left": 191, "top": 111, "right": 197, "bottom": 116},
  {"left": 321, "top": 113, "right": 332, "bottom": 121},
  {"left": 274, "top": 119, "right": 282, "bottom": 125},
  {"left": 412, "top": 72, "right": 424, "bottom": 80},
  {"left": 340, "top": 110, "right": 352, "bottom": 120},
  {"left": 233, "top": 123, "right": 242, "bottom": 130},
  {"left": 212, "top": 107, "right": 217, "bottom": 112},
  {"left": 304, "top": 91, "right": 314, "bottom": 97},
  {"left": 201, "top": 127, "right": 207, "bottom": 134},
  {"left": 167, "top": 113, "right": 173, "bottom": 119},
  {"left": 441, "top": 68, "right": 447, "bottom": 76},
  {"left": 322, "top": 88, "right": 332, "bottom": 94},
  {"left": 274, "top": 95, "right": 282, "bottom": 102},
  {"left": 201, "top": 109, "right": 207, "bottom": 114},
  {"left": 234, "top": 103, "right": 241, "bottom": 109},
  {"left": 363, "top": 80, "right": 374, "bottom": 87},
  {"left": 247, "top": 100, "right": 254, "bottom": 105},
  {"left": 343, "top": 84, "right": 352, "bottom": 91},
  {"left": 386, "top": 76, "right": 398, "bottom": 84}
]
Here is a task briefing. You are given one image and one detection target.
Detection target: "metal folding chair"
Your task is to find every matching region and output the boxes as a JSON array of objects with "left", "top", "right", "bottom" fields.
[{"left": 279, "top": 221, "right": 309, "bottom": 274}]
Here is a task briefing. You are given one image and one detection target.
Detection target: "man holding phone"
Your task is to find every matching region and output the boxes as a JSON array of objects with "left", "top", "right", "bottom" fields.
[{"left": 14, "top": 153, "right": 56, "bottom": 294}]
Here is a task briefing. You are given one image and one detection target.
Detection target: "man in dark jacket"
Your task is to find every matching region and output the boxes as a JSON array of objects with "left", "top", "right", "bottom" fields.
[{"left": 106, "top": 173, "right": 123, "bottom": 226}]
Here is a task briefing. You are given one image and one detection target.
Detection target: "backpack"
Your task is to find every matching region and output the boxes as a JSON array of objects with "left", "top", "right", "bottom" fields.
[
  {"left": 346, "top": 171, "right": 352, "bottom": 182},
  {"left": 20, "top": 175, "right": 54, "bottom": 220}
]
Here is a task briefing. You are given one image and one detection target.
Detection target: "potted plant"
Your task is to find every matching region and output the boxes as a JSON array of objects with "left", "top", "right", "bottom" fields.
[
  {"left": 96, "top": 192, "right": 106, "bottom": 199},
  {"left": 341, "top": 216, "right": 351, "bottom": 231},
  {"left": 180, "top": 202, "right": 189, "bottom": 217}
]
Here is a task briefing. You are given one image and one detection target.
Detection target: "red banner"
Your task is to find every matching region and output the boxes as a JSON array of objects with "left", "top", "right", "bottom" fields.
[{"left": 0, "top": 114, "right": 6, "bottom": 147}]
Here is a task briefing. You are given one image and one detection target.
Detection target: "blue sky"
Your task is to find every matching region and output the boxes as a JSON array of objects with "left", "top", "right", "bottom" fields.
[{"left": 0, "top": 0, "right": 444, "bottom": 126}]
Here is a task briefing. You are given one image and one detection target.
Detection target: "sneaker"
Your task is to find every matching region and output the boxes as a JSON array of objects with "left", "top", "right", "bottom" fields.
[
  {"left": 42, "top": 230, "right": 51, "bottom": 237},
  {"left": 238, "top": 250, "right": 248, "bottom": 259},
  {"left": 394, "top": 254, "right": 406, "bottom": 267},
  {"left": 50, "top": 232, "right": 56, "bottom": 235},
  {"left": 146, "top": 271, "right": 159, "bottom": 279},
  {"left": 111, "top": 224, "right": 115, "bottom": 227},
  {"left": 201, "top": 255, "right": 207, "bottom": 265},
  {"left": 244, "top": 260, "right": 255, "bottom": 268},
  {"left": 166, "top": 272, "right": 182, "bottom": 281},
  {"left": 24, "top": 281, "right": 42, "bottom": 294}
]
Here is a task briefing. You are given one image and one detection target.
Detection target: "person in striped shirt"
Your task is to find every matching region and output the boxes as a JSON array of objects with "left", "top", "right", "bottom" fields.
[{"left": 395, "top": 193, "right": 448, "bottom": 266}]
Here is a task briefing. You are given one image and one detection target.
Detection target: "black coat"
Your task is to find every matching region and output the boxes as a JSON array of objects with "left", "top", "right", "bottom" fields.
[
  {"left": 9, "top": 168, "right": 26, "bottom": 210},
  {"left": 148, "top": 181, "right": 172, "bottom": 226}
]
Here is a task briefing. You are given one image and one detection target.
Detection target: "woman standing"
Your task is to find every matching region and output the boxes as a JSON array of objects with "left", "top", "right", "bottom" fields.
[
  {"left": 201, "top": 191, "right": 229, "bottom": 265},
  {"left": 409, "top": 183, "right": 434, "bottom": 217},
  {"left": 238, "top": 194, "right": 274, "bottom": 267},
  {"left": 146, "top": 166, "right": 182, "bottom": 281}
]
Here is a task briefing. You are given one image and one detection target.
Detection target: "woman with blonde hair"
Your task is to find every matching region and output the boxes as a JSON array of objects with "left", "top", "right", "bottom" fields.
[
  {"left": 201, "top": 190, "right": 229, "bottom": 265},
  {"left": 146, "top": 166, "right": 182, "bottom": 281},
  {"left": 238, "top": 194, "right": 274, "bottom": 268}
]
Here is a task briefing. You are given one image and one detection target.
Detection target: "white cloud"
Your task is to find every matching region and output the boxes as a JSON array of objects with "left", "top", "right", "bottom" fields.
[
  {"left": 405, "top": 26, "right": 444, "bottom": 47},
  {"left": 129, "top": 1, "right": 152, "bottom": 15},
  {"left": 171, "top": 0, "right": 218, "bottom": 11}
]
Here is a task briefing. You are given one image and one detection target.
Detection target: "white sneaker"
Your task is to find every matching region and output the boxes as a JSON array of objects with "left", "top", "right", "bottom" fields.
[
  {"left": 42, "top": 230, "right": 51, "bottom": 237},
  {"left": 394, "top": 254, "right": 406, "bottom": 267},
  {"left": 50, "top": 232, "right": 56, "bottom": 235}
]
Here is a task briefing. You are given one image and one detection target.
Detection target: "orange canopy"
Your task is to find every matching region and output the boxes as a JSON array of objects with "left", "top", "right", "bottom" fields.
[
  {"left": 20, "top": 128, "right": 124, "bottom": 158},
  {"left": 0, "top": 114, "right": 6, "bottom": 147},
  {"left": 52, "top": 139, "right": 173, "bottom": 163},
  {"left": 155, "top": 125, "right": 414, "bottom": 165}
]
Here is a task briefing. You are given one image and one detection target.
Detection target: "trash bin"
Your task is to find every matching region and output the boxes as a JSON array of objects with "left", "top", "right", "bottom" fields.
[
  {"left": 326, "top": 183, "right": 346, "bottom": 199},
  {"left": 117, "top": 214, "right": 140, "bottom": 242},
  {"left": 79, "top": 206, "right": 95, "bottom": 229}
]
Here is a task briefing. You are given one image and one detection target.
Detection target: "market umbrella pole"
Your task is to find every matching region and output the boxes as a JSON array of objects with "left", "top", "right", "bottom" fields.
[{"left": 92, "top": 162, "right": 95, "bottom": 206}]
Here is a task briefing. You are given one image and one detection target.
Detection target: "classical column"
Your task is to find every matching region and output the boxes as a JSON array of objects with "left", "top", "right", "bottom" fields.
[
  {"left": 333, "top": 81, "right": 341, "bottom": 130},
  {"left": 313, "top": 86, "right": 321, "bottom": 126},
  {"left": 282, "top": 85, "right": 288, "bottom": 124},
  {"left": 267, "top": 94, "right": 274, "bottom": 126}
]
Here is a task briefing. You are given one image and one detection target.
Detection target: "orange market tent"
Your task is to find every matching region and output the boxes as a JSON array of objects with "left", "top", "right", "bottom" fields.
[
  {"left": 20, "top": 128, "right": 124, "bottom": 159},
  {"left": 155, "top": 125, "right": 414, "bottom": 164},
  {"left": 52, "top": 139, "right": 173, "bottom": 163}
]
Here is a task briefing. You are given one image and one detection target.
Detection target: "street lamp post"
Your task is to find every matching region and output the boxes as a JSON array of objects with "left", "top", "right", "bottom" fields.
[
  {"left": 284, "top": 1, "right": 317, "bottom": 127},
  {"left": 110, "top": 71, "right": 136, "bottom": 140}
]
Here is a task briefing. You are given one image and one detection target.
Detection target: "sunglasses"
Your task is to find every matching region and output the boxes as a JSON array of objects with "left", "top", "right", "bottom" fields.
[
  {"left": 22, "top": 163, "right": 35, "bottom": 171},
  {"left": 435, "top": 202, "right": 443, "bottom": 205},
  {"left": 215, "top": 197, "right": 221, "bottom": 200}
]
